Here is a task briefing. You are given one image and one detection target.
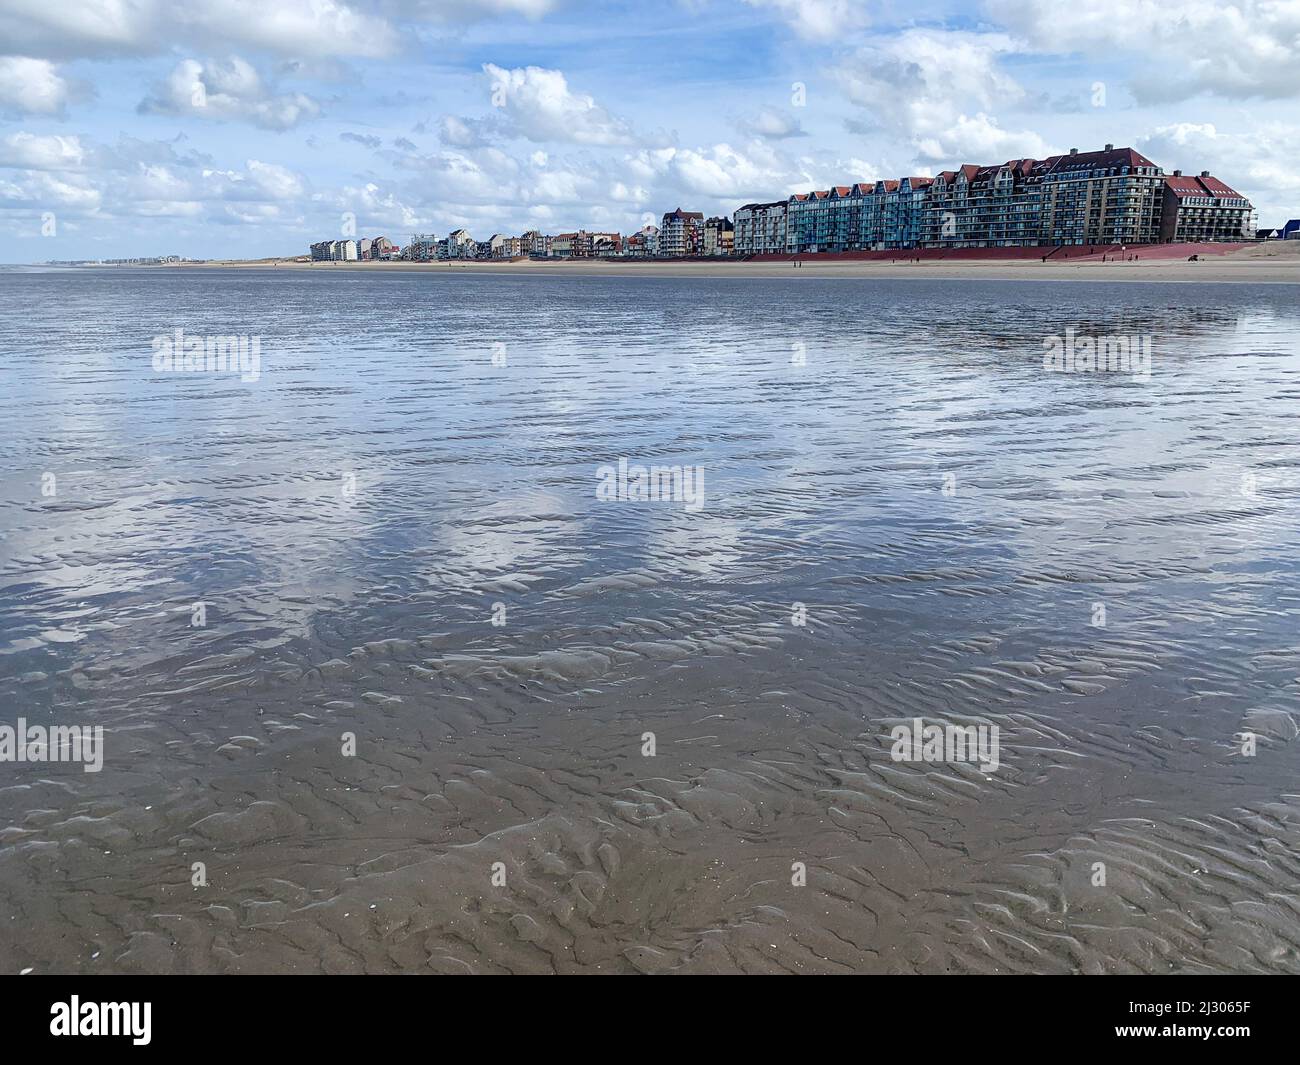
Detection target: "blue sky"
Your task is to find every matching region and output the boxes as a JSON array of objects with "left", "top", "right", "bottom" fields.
[{"left": 1, "top": 0, "right": 1297, "bottom": 261}]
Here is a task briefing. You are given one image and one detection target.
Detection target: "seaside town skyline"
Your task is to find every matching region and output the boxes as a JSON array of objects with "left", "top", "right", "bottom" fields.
[
  {"left": 293, "top": 142, "right": 1264, "bottom": 264},
  {"left": 3, "top": 1, "right": 1300, "bottom": 263}
]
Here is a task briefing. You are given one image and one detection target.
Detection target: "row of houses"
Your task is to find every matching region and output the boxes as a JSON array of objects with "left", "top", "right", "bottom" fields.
[
  {"left": 309, "top": 237, "right": 400, "bottom": 261},
  {"left": 309, "top": 146, "right": 1262, "bottom": 262},
  {"left": 735, "top": 145, "right": 1257, "bottom": 254},
  {"left": 308, "top": 211, "right": 736, "bottom": 263},
  {"left": 394, "top": 213, "right": 735, "bottom": 261}
]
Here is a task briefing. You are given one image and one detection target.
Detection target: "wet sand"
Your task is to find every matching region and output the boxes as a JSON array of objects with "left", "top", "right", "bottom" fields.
[
  {"left": 161, "top": 241, "right": 1300, "bottom": 284},
  {"left": 2, "top": 270, "right": 1298, "bottom": 974}
]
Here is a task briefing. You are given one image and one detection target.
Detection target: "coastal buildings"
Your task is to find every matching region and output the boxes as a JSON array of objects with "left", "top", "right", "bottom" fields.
[
  {"left": 403, "top": 234, "right": 437, "bottom": 261},
  {"left": 769, "top": 145, "right": 1253, "bottom": 254},
  {"left": 623, "top": 224, "right": 659, "bottom": 257},
  {"left": 520, "top": 230, "right": 550, "bottom": 257},
  {"left": 660, "top": 208, "right": 704, "bottom": 256},
  {"left": 589, "top": 232, "right": 621, "bottom": 257},
  {"left": 1039, "top": 146, "right": 1165, "bottom": 245},
  {"left": 703, "top": 217, "right": 734, "bottom": 256},
  {"left": 309, "top": 239, "right": 359, "bottom": 261},
  {"left": 310, "top": 144, "right": 1256, "bottom": 264},
  {"left": 733, "top": 201, "right": 787, "bottom": 255},
  {"left": 548, "top": 230, "right": 622, "bottom": 258},
  {"left": 444, "top": 229, "right": 475, "bottom": 259},
  {"left": 1160, "top": 171, "right": 1254, "bottom": 243}
]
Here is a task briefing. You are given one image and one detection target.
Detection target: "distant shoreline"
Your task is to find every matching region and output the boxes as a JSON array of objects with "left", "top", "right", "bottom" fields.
[{"left": 72, "top": 245, "right": 1300, "bottom": 284}]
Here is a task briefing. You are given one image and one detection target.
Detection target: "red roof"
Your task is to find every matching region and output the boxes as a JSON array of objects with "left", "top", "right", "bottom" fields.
[
  {"left": 1046, "top": 146, "right": 1158, "bottom": 175},
  {"left": 1165, "top": 173, "right": 1243, "bottom": 200}
]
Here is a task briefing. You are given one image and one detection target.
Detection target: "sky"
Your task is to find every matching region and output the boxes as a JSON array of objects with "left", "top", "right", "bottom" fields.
[{"left": 1, "top": 0, "right": 1298, "bottom": 261}]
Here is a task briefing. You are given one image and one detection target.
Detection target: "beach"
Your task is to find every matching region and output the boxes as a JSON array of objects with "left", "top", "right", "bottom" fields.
[
  {"left": 157, "top": 240, "right": 1300, "bottom": 284},
  {"left": 3, "top": 268, "right": 1299, "bottom": 974}
]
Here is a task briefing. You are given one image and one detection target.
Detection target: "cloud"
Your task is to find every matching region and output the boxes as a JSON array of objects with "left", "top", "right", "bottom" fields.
[
  {"left": 341, "top": 131, "right": 383, "bottom": 149},
  {"left": 742, "top": 0, "right": 872, "bottom": 42},
  {"left": 0, "top": 56, "right": 71, "bottom": 115},
  {"left": 482, "top": 64, "right": 636, "bottom": 145},
  {"left": 0, "top": 132, "right": 312, "bottom": 232},
  {"left": 0, "top": 169, "right": 100, "bottom": 212},
  {"left": 988, "top": 0, "right": 1300, "bottom": 101},
  {"left": 738, "top": 107, "right": 807, "bottom": 140},
  {"left": 0, "top": 0, "right": 561, "bottom": 63},
  {"left": 439, "top": 114, "right": 499, "bottom": 148},
  {"left": 139, "top": 57, "right": 322, "bottom": 131},
  {"left": 392, "top": 0, "right": 560, "bottom": 21},
  {"left": 835, "top": 30, "right": 1048, "bottom": 163},
  {"left": 0, "top": 132, "right": 86, "bottom": 170},
  {"left": 0, "top": 0, "right": 396, "bottom": 61},
  {"left": 1139, "top": 120, "right": 1300, "bottom": 223}
]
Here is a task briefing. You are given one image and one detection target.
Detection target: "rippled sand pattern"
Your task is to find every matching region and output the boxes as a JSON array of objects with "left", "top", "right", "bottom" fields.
[{"left": 1, "top": 269, "right": 1298, "bottom": 973}]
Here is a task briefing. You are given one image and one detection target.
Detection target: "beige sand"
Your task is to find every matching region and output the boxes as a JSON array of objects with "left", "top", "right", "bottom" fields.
[{"left": 161, "top": 240, "right": 1300, "bottom": 283}]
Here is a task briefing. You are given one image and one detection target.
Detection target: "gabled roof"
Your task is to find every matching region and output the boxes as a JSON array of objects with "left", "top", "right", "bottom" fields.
[
  {"left": 1046, "top": 146, "right": 1158, "bottom": 176},
  {"left": 1165, "top": 173, "right": 1244, "bottom": 200},
  {"left": 1198, "top": 175, "right": 1242, "bottom": 197}
]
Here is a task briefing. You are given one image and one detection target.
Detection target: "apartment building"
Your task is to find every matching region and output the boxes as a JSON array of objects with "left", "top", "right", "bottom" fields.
[
  {"left": 660, "top": 208, "right": 704, "bottom": 256},
  {"left": 923, "top": 160, "right": 1044, "bottom": 247},
  {"left": 776, "top": 144, "right": 1246, "bottom": 253},
  {"left": 1160, "top": 171, "right": 1254, "bottom": 242},
  {"left": 733, "top": 201, "right": 788, "bottom": 255},
  {"left": 309, "top": 239, "right": 359, "bottom": 261},
  {"left": 404, "top": 233, "right": 437, "bottom": 261},
  {"left": 439, "top": 229, "right": 475, "bottom": 259},
  {"left": 623, "top": 224, "right": 659, "bottom": 257},
  {"left": 1038, "top": 145, "right": 1165, "bottom": 246},
  {"left": 702, "top": 216, "right": 734, "bottom": 256},
  {"left": 549, "top": 232, "right": 576, "bottom": 257},
  {"left": 519, "top": 230, "right": 550, "bottom": 257}
]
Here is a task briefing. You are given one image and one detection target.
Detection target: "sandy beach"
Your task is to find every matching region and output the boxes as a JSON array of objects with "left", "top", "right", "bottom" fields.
[
  {"left": 160, "top": 240, "right": 1300, "bottom": 284},
  {"left": 5, "top": 267, "right": 1300, "bottom": 976}
]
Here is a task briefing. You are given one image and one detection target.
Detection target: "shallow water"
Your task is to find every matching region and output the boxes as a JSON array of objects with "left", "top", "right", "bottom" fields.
[{"left": 1, "top": 268, "right": 1298, "bottom": 973}]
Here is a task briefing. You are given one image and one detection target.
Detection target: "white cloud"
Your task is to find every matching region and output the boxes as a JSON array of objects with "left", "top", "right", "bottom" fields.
[
  {"left": 835, "top": 31, "right": 1048, "bottom": 163},
  {"left": 483, "top": 64, "right": 636, "bottom": 145},
  {"left": 140, "top": 57, "right": 322, "bottom": 131},
  {"left": 0, "top": 133, "right": 312, "bottom": 233},
  {"left": 439, "top": 114, "right": 498, "bottom": 148},
  {"left": 742, "top": 0, "right": 872, "bottom": 42},
  {"left": 0, "top": 132, "right": 86, "bottom": 170},
  {"left": 0, "top": 170, "right": 100, "bottom": 211},
  {"left": 0, "top": 0, "right": 395, "bottom": 61},
  {"left": 0, "top": 56, "right": 70, "bottom": 114},
  {"left": 739, "top": 107, "right": 806, "bottom": 140},
  {"left": 0, "top": 0, "right": 557, "bottom": 63},
  {"left": 988, "top": 0, "right": 1300, "bottom": 100},
  {"left": 1139, "top": 120, "right": 1300, "bottom": 223}
]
